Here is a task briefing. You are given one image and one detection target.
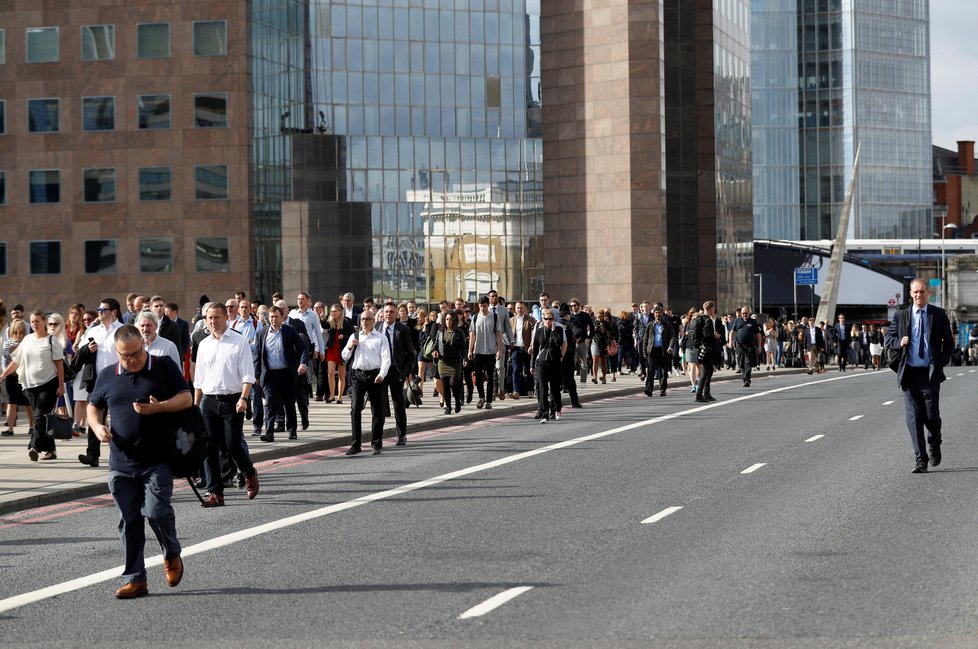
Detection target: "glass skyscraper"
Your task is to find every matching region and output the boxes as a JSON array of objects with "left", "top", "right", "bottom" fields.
[
  {"left": 752, "top": 0, "right": 931, "bottom": 241},
  {"left": 269, "top": 0, "right": 544, "bottom": 303}
]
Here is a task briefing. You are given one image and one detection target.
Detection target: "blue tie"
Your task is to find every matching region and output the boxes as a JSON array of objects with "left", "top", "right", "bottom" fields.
[{"left": 917, "top": 309, "right": 925, "bottom": 359}]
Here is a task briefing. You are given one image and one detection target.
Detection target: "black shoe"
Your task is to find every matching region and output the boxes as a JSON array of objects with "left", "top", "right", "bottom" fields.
[
  {"left": 455, "top": 402, "right": 461, "bottom": 413},
  {"left": 659, "top": 390, "right": 666, "bottom": 397},
  {"left": 929, "top": 445, "right": 942, "bottom": 467},
  {"left": 643, "top": 390, "right": 654, "bottom": 397},
  {"left": 571, "top": 403, "right": 583, "bottom": 408},
  {"left": 78, "top": 454, "right": 99, "bottom": 468},
  {"left": 533, "top": 412, "right": 546, "bottom": 419},
  {"left": 274, "top": 421, "right": 285, "bottom": 432},
  {"left": 235, "top": 472, "right": 246, "bottom": 488},
  {"left": 396, "top": 436, "right": 406, "bottom": 446},
  {"left": 372, "top": 448, "right": 382, "bottom": 455},
  {"left": 695, "top": 395, "right": 707, "bottom": 403},
  {"left": 444, "top": 407, "right": 452, "bottom": 415},
  {"left": 194, "top": 478, "right": 206, "bottom": 489},
  {"left": 1, "top": 429, "right": 12, "bottom": 436},
  {"left": 301, "top": 419, "right": 309, "bottom": 431},
  {"left": 250, "top": 430, "right": 262, "bottom": 437},
  {"left": 345, "top": 446, "right": 361, "bottom": 456},
  {"left": 260, "top": 434, "right": 275, "bottom": 442},
  {"left": 704, "top": 394, "right": 717, "bottom": 402},
  {"left": 289, "top": 432, "right": 298, "bottom": 440},
  {"left": 912, "top": 459, "right": 928, "bottom": 473},
  {"left": 743, "top": 380, "right": 750, "bottom": 388}
]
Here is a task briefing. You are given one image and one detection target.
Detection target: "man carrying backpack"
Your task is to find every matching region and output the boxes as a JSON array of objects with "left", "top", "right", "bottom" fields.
[{"left": 87, "top": 325, "right": 192, "bottom": 599}]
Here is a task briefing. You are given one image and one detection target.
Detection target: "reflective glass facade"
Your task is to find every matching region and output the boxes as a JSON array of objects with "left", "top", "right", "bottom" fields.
[
  {"left": 752, "top": 0, "right": 931, "bottom": 240},
  {"left": 272, "top": 0, "right": 543, "bottom": 302}
]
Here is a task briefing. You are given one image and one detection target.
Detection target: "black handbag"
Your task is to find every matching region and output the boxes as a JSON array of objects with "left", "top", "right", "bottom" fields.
[
  {"left": 46, "top": 401, "right": 74, "bottom": 440},
  {"left": 885, "top": 345, "right": 904, "bottom": 372}
]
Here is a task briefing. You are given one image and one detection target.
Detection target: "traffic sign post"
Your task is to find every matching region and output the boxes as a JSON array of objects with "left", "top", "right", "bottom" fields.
[{"left": 793, "top": 267, "right": 818, "bottom": 319}]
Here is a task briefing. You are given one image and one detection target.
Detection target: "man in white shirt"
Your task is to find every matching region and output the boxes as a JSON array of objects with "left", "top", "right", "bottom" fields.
[
  {"left": 289, "top": 292, "right": 326, "bottom": 361},
  {"left": 487, "top": 289, "right": 513, "bottom": 401},
  {"left": 78, "top": 297, "right": 124, "bottom": 468},
  {"left": 194, "top": 303, "right": 259, "bottom": 507},
  {"left": 136, "top": 311, "right": 181, "bottom": 367},
  {"left": 341, "top": 310, "right": 390, "bottom": 456},
  {"left": 468, "top": 296, "right": 503, "bottom": 410}
]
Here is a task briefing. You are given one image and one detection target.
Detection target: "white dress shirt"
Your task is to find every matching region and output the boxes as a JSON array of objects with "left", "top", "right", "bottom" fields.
[
  {"left": 290, "top": 307, "right": 326, "bottom": 354},
  {"left": 88, "top": 320, "right": 123, "bottom": 373},
  {"left": 195, "top": 329, "right": 256, "bottom": 395},
  {"left": 341, "top": 329, "right": 391, "bottom": 379},
  {"left": 145, "top": 335, "right": 182, "bottom": 368}
]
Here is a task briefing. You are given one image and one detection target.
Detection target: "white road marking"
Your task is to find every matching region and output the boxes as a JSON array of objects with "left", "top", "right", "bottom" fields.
[
  {"left": 849, "top": 415, "right": 864, "bottom": 421},
  {"left": 804, "top": 435, "right": 824, "bottom": 443},
  {"left": 741, "top": 463, "right": 766, "bottom": 474},
  {"left": 883, "top": 400, "right": 895, "bottom": 405},
  {"left": 970, "top": 369, "right": 976, "bottom": 373},
  {"left": 459, "top": 587, "right": 534, "bottom": 619},
  {"left": 957, "top": 373, "right": 964, "bottom": 376},
  {"left": 0, "top": 370, "right": 881, "bottom": 615},
  {"left": 641, "top": 506, "right": 684, "bottom": 524}
]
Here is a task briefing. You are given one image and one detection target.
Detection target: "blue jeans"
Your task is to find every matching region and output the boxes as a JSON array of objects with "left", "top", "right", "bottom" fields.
[
  {"left": 510, "top": 348, "right": 531, "bottom": 394},
  {"left": 108, "top": 463, "right": 181, "bottom": 584}
]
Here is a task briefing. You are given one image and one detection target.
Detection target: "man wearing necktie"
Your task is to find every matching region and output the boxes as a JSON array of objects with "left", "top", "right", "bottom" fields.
[
  {"left": 885, "top": 278, "right": 954, "bottom": 473},
  {"left": 378, "top": 303, "right": 415, "bottom": 446},
  {"left": 834, "top": 313, "right": 850, "bottom": 371}
]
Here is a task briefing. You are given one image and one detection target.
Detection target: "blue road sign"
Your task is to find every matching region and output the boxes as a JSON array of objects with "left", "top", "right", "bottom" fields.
[{"left": 794, "top": 267, "right": 818, "bottom": 285}]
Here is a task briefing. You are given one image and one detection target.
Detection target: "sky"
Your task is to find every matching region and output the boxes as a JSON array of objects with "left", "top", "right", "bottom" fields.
[{"left": 930, "top": 2, "right": 977, "bottom": 149}]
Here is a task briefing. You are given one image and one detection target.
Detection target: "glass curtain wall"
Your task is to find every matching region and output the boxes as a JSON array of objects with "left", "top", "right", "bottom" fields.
[
  {"left": 307, "top": 0, "right": 543, "bottom": 303},
  {"left": 251, "top": 0, "right": 306, "bottom": 300}
]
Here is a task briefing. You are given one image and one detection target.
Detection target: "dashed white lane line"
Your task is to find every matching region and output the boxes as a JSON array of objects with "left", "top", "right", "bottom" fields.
[
  {"left": 849, "top": 415, "right": 864, "bottom": 421},
  {"left": 970, "top": 369, "right": 976, "bottom": 373},
  {"left": 883, "top": 400, "right": 895, "bottom": 406},
  {"left": 459, "top": 587, "right": 534, "bottom": 619},
  {"left": 957, "top": 373, "right": 965, "bottom": 376},
  {"left": 805, "top": 434, "right": 825, "bottom": 443},
  {"left": 641, "top": 506, "right": 684, "bottom": 524},
  {"left": 741, "top": 463, "right": 766, "bottom": 475}
]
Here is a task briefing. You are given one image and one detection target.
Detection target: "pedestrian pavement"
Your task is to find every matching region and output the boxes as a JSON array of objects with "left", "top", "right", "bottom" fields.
[{"left": 0, "top": 366, "right": 804, "bottom": 515}]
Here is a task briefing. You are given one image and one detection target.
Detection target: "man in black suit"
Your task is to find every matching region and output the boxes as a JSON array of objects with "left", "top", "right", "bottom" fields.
[
  {"left": 340, "top": 292, "right": 363, "bottom": 328},
  {"left": 643, "top": 306, "right": 675, "bottom": 397},
  {"left": 378, "top": 303, "right": 416, "bottom": 446},
  {"left": 255, "top": 306, "right": 309, "bottom": 441},
  {"left": 885, "top": 278, "right": 955, "bottom": 473},
  {"left": 693, "top": 301, "right": 723, "bottom": 403},
  {"left": 804, "top": 320, "right": 826, "bottom": 375}
]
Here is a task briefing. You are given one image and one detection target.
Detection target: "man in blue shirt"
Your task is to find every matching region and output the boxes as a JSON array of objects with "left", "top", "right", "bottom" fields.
[
  {"left": 87, "top": 325, "right": 192, "bottom": 599},
  {"left": 885, "top": 278, "right": 955, "bottom": 473},
  {"left": 254, "top": 306, "right": 308, "bottom": 442}
]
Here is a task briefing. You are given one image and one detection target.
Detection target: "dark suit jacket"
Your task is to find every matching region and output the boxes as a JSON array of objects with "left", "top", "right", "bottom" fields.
[
  {"left": 255, "top": 324, "right": 310, "bottom": 385},
  {"left": 376, "top": 321, "right": 416, "bottom": 379},
  {"left": 885, "top": 304, "right": 954, "bottom": 386},
  {"left": 642, "top": 318, "right": 676, "bottom": 356},
  {"left": 325, "top": 317, "right": 355, "bottom": 349},
  {"left": 804, "top": 326, "right": 825, "bottom": 351},
  {"left": 159, "top": 314, "right": 183, "bottom": 359},
  {"left": 173, "top": 316, "right": 191, "bottom": 359}
]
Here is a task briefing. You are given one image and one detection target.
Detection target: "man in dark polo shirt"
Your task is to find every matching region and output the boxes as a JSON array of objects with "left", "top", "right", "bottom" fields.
[{"left": 88, "top": 325, "right": 193, "bottom": 599}]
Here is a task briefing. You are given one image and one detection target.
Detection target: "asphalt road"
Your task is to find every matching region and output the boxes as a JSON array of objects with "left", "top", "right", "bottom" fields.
[{"left": 3, "top": 367, "right": 978, "bottom": 648}]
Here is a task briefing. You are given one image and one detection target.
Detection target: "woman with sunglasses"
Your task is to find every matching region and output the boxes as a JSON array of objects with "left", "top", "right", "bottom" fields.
[
  {"left": 432, "top": 311, "right": 467, "bottom": 415},
  {"left": 0, "top": 311, "right": 66, "bottom": 461},
  {"left": 324, "top": 303, "right": 355, "bottom": 404}
]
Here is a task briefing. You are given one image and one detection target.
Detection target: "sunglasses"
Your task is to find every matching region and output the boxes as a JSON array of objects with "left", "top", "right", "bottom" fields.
[
  {"left": 46, "top": 321, "right": 58, "bottom": 327},
  {"left": 543, "top": 317, "right": 554, "bottom": 321},
  {"left": 97, "top": 307, "right": 108, "bottom": 312}
]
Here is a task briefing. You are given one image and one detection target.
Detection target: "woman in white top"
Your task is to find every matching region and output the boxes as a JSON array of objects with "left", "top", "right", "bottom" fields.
[
  {"left": 0, "top": 311, "right": 65, "bottom": 461},
  {"left": 2, "top": 319, "right": 33, "bottom": 438}
]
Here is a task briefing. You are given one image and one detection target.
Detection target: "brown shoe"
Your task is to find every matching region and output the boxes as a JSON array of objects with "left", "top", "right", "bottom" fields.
[
  {"left": 115, "top": 581, "right": 148, "bottom": 599},
  {"left": 245, "top": 473, "right": 260, "bottom": 500},
  {"left": 200, "top": 493, "right": 225, "bottom": 508},
  {"left": 163, "top": 556, "right": 183, "bottom": 587}
]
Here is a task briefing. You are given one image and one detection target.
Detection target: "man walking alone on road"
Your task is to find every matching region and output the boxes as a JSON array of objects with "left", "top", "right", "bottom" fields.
[
  {"left": 87, "top": 325, "right": 192, "bottom": 599},
  {"left": 729, "top": 306, "right": 763, "bottom": 387}
]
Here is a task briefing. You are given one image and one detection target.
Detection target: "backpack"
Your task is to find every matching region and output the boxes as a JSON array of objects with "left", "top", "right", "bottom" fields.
[{"left": 169, "top": 405, "right": 211, "bottom": 479}]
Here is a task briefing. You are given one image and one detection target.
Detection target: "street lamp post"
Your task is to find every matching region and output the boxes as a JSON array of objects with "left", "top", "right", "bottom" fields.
[
  {"left": 754, "top": 273, "right": 763, "bottom": 316},
  {"left": 942, "top": 220, "right": 959, "bottom": 309}
]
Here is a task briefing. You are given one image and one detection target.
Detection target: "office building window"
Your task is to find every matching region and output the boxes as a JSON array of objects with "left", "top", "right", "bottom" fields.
[
  {"left": 194, "top": 93, "right": 228, "bottom": 128},
  {"left": 82, "top": 96, "right": 114, "bottom": 131},
  {"left": 195, "top": 237, "right": 229, "bottom": 272},
  {"left": 26, "top": 27, "right": 59, "bottom": 63},
  {"left": 0, "top": 242, "right": 6, "bottom": 276},
  {"left": 81, "top": 25, "right": 114, "bottom": 60},
  {"left": 0, "top": 29, "right": 5, "bottom": 64},
  {"left": 137, "top": 23, "right": 170, "bottom": 59},
  {"left": 83, "top": 168, "right": 115, "bottom": 202},
  {"left": 139, "top": 238, "right": 173, "bottom": 273},
  {"left": 29, "top": 169, "right": 60, "bottom": 204},
  {"left": 138, "top": 94, "right": 170, "bottom": 129},
  {"left": 194, "top": 21, "right": 227, "bottom": 56},
  {"left": 28, "top": 98, "right": 59, "bottom": 133},
  {"left": 0, "top": 171, "right": 5, "bottom": 204},
  {"left": 195, "top": 165, "right": 228, "bottom": 199},
  {"left": 84, "top": 239, "right": 117, "bottom": 274},
  {"left": 30, "top": 241, "right": 61, "bottom": 275},
  {"left": 139, "top": 166, "right": 171, "bottom": 201},
  {"left": 0, "top": 100, "right": 5, "bottom": 134}
]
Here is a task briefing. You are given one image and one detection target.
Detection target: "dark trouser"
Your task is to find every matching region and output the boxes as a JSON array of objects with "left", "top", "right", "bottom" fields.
[
  {"left": 314, "top": 357, "right": 327, "bottom": 399},
  {"left": 350, "top": 368, "right": 385, "bottom": 449},
  {"left": 536, "top": 361, "right": 562, "bottom": 416},
  {"left": 697, "top": 357, "right": 715, "bottom": 396},
  {"left": 837, "top": 340, "right": 850, "bottom": 369},
  {"left": 202, "top": 394, "right": 255, "bottom": 497},
  {"left": 901, "top": 366, "right": 942, "bottom": 462},
  {"left": 251, "top": 386, "right": 264, "bottom": 434},
  {"left": 295, "top": 373, "right": 309, "bottom": 425},
  {"left": 108, "top": 463, "right": 181, "bottom": 584},
  {"left": 737, "top": 345, "right": 756, "bottom": 382},
  {"left": 473, "top": 353, "right": 496, "bottom": 402},
  {"left": 24, "top": 377, "right": 58, "bottom": 454},
  {"left": 511, "top": 348, "right": 531, "bottom": 394},
  {"left": 561, "top": 357, "right": 581, "bottom": 406},
  {"left": 646, "top": 348, "right": 669, "bottom": 394},
  {"left": 264, "top": 369, "right": 297, "bottom": 435},
  {"left": 384, "top": 372, "right": 407, "bottom": 438},
  {"left": 637, "top": 341, "right": 648, "bottom": 375},
  {"left": 576, "top": 341, "right": 590, "bottom": 381}
]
